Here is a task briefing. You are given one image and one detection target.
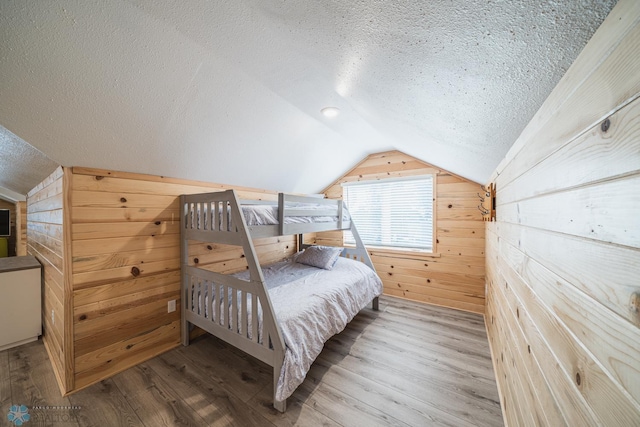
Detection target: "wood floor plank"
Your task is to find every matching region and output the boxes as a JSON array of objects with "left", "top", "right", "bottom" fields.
[
  {"left": 323, "top": 330, "right": 498, "bottom": 397},
  {"left": 111, "top": 363, "right": 210, "bottom": 426},
  {"left": 327, "top": 333, "right": 497, "bottom": 397},
  {"left": 147, "top": 349, "right": 277, "bottom": 426},
  {"left": 297, "top": 379, "right": 410, "bottom": 427},
  {"left": 8, "top": 341, "right": 81, "bottom": 426},
  {"left": 326, "top": 315, "right": 500, "bottom": 400},
  {"left": 67, "top": 379, "right": 142, "bottom": 427},
  {"left": 384, "top": 294, "right": 486, "bottom": 321},
  {"left": 0, "top": 349, "right": 12, "bottom": 418},
  {"left": 5, "top": 296, "right": 503, "bottom": 426},
  {"left": 383, "top": 302, "right": 488, "bottom": 335},
  {"left": 348, "top": 316, "right": 495, "bottom": 371},
  {"left": 176, "top": 336, "right": 272, "bottom": 403},
  {"left": 247, "top": 383, "right": 340, "bottom": 427},
  {"left": 306, "top": 358, "right": 477, "bottom": 427},
  {"left": 316, "top": 343, "right": 502, "bottom": 424}
]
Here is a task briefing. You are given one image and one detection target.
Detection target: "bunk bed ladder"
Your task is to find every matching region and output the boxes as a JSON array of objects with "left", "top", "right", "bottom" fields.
[
  {"left": 180, "top": 192, "right": 287, "bottom": 412},
  {"left": 227, "top": 191, "right": 288, "bottom": 413}
]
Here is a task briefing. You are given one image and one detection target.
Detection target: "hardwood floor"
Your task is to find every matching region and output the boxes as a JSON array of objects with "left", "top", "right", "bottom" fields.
[{"left": 0, "top": 296, "right": 503, "bottom": 426}]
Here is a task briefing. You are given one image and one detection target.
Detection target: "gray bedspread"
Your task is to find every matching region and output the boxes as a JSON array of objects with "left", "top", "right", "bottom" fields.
[
  {"left": 194, "top": 203, "right": 349, "bottom": 230},
  {"left": 233, "top": 257, "right": 383, "bottom": 401}
]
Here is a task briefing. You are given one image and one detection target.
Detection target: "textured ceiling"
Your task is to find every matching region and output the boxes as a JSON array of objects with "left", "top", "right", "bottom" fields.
[
  {"left": 0, "top": 0, "right": 616, "bottom": 195},
  {"left": 0, "top": 125, "right": 59, "bottom": 199}
]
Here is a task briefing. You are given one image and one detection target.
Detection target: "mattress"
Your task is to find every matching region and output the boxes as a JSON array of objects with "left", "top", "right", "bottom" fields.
[
  {"left": 196, "top": 256, "right": 382, "bottom": 401},
  {"left": 241, "top": 203, "right": 350, "bottom": 226},
  {"left": 192, "top": 203, "right": 349, "bottom": 230}
]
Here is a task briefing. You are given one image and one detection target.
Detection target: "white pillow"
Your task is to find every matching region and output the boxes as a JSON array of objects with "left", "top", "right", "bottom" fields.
[{"left": 296, "top": 246, "right": 343, "bottom": 270}]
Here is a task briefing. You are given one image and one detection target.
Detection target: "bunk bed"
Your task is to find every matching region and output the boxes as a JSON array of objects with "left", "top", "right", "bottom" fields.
[{"left": 180, "top": 190, "right": 382, "bottom": 412}]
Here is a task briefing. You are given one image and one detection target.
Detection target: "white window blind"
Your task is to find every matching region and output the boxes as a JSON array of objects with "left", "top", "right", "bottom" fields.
[{"left": 343, "top": 176, "right": 434, "bottom": 251}]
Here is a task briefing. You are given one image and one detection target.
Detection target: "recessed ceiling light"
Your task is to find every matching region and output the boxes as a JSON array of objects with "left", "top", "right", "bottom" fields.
[{"left": 321, "top": 107, "right": 340, "bottom": 118}]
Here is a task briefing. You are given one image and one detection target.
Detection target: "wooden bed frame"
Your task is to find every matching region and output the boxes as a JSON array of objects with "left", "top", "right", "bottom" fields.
[{"left": 180, "top": 189, "right": 378, "bottom": 412}]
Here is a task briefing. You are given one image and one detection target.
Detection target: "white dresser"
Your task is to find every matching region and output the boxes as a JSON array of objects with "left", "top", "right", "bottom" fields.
[{"left": 0, "top": 255, "right": 42, "bottom": 351}]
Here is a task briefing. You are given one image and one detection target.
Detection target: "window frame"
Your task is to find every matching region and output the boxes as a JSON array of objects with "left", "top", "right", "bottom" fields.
[{"left": 341, "top": 174, "right": 437, "bottom": 256}]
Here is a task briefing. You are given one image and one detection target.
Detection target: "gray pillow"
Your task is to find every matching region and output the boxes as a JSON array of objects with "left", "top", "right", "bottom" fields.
[{"left": 296, "top": 246, "right": 343, "bottom": 270}]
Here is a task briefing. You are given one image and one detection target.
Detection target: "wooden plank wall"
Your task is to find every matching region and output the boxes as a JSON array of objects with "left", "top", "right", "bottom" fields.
[
  {"left": 26, "top": 166, "right": 72, "bottom": 393},
  {"left": 318, "top": 151, "right": 486, "bottom": 314},
  {"left": 485, "top": 0, "right": 640, "bottom": 425},
  {"left": 69, "top": 167, "right": 295, "bottom": 392},
  {"left": 0, "top": 199, "right": 17, "bottom": 256},
  {"left": 16, "top": 201, "right": 27, "bottom": 256}
]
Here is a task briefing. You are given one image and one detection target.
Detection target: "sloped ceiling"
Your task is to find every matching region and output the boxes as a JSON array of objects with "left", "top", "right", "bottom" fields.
[
  {"left": 0, "top": 125, "right": 59, "bottom": 200},
  {"left": 0, "top": 0, "right": 615, "bottom": 195}
]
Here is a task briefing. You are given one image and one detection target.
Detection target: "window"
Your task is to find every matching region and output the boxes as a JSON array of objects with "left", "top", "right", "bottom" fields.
[{"left": 343, "top": 176, "right": 434, "bottom": 251}]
